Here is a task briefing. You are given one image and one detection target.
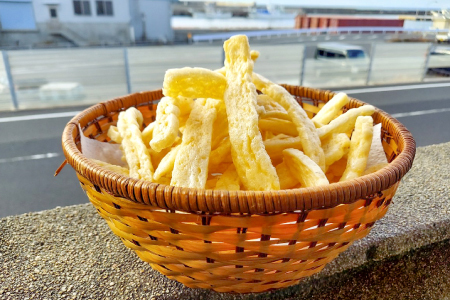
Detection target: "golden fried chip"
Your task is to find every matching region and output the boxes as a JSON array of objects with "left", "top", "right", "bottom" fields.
[
  {"left": 258, "top": 118, "right": 298, "bottom": 136},
  {"left": 171, "top": 98, "right": 220, "bottom": 189},
  {"left": 223, "top": 35, "right": 280, "bottom": 191},
  {"left": 150, "top": 97, "right": 180, "bottom": 152},
  {"left": 312, "top": 92, "right": 349, "bottom": 128},
  {"left": 283, "top": 148, "right": 329, "bottom": 187},
  {"left": 163, "top": 67, "right": 226, "bottom": 100},
  {"left": 215, "top": 164, "right": 240, "bottom": 191},
  {"left": 250, "top": 50, "right": 260, "bottom": 62},
  {"left": 253, "top": 73, "right": 325, "bottom": 171},
  {"left": 209, "top": 137, "right": 232, "bottom": 170},
  {"left": 153, "top": 144, "right": 180, "bottom": 181},
  {"left": 141, "top": 122, "right": 155, "bottom": 146},
  {"left": 322, "top": 133, "right": 351, "bottom": 170},
  {"left": 340, "top": 116, "right": 374, "bottom": 182},
  {"left": 211, "top": 101, "right": 229, "bottom": 149},
  {"left": 91, "top": 158, "right": 129, "bottom": 176},
  {"left": 264, "top": 136, "right": 303, "bottom": 160},
  {"left": 276, "top": 161, "right": 299, "bottom": 189},
  {"left": 317, "top": 105, "right": 375, "bottom": 141},
  {"left": 107, "top": 125, "right": 122, "bottom": 143},
  {"left": 117, "top": 107, "right": 153, "bottom": 181}
]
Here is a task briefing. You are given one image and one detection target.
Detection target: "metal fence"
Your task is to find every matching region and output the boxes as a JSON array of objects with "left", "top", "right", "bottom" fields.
[{"left": 1, "top": 41, "right": 450, "bottom": 111}]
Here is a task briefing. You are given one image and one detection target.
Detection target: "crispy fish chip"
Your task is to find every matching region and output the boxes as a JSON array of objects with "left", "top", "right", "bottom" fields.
[
  {"left": 107, "top": 125, "right": 122, "bottom": 143},
  {"left": 253, "top": 73, "right": 325, "bottom": 171},
  {"left": 264, "top": 136, "right": 303, "bottom": 160},
  {"left": 171, "top": 98, "right": 220, "bottom": 189},
  {"left": 283, "top": 148, "right": 329, "bottom": 187},
  {"left": 211, "top": 101, "right": 229, "bottom": 149},
  {"left": 276, "top": 161, "right": 299, "bottom": 189},
  {"left": 163, "top": 67, "right": 227, "bottom": 100},
  {"left": 91, "top": 158, "right": 129, "bottom": 176},
  {"left": 117, "top": 107, "right": 153, "bottom": 181},
  {"left": 340, "top": 116, "right": 374, "bottom": 182},
  {"left": 322, "top": 133, "right": 351, "bottom": 170},
  {"left": 209, "top": 137, "right": 232, "bottom": 169},
  {"left": 250, "top": 50, "right": 260, "bottom": 62},
  {"left": 258, "top": 118, "right": 298, "bottom": 136},
  {"left": 141, "top": 122, "right": 155, "bottom": 146},
  {"left": 223, "top": 35, "right": 280, "bottom": 191},
  {"left": 317, "top": 105, "right": 375, "bottom": 141},
  {"left": 153, "top": 144, "right": 180, "bottom": 181},
  {"left": 312, "top": 92, "right": 349, "bottom": 128},
  {"left": 150, "top": 97, "right": 180, "bottom": 152},
  {"left": 215, "top": 164, "right": 240, "bottom": 191}
]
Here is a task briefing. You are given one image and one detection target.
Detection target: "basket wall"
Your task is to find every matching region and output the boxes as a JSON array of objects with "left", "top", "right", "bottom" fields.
[{"left": 62, "top": 86, "right": 414, "bottom": 293}]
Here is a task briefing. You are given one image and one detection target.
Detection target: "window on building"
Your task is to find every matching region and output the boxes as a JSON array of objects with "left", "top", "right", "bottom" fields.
[
  {"left": 96, "top": 0, "right": 113, "bottom": 16},
  {"left": 49, "top": 8, "right": 57, "bottom": 18},
  {"left": 73, "top": 0, "right": 91, "bottom": 16}
]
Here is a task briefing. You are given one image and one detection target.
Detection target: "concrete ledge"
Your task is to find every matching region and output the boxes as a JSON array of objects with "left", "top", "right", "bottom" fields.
[{"left": 1, "top": 142, "right": 449, "bottom": 300}]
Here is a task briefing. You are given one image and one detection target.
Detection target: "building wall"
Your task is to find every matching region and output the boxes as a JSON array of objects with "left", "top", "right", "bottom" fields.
[
  {"left": 31, "top": 0, "right": 132, "bottom": 46},
  {"left": 130, "top": 0, "right": 173, "bottom": 43},
  {"left": 32, "top": 0, "right": 130, "bottom": 24}
]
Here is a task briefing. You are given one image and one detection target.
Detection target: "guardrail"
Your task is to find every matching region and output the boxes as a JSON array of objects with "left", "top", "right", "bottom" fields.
[
  {"left": 192, "top": 27, "right": 445, "bottom": 43},
  {"left": 1, "top": 38, "right": 450, "bottom": 111}
]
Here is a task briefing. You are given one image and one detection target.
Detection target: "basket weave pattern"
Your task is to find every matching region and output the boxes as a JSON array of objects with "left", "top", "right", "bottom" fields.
[{"left": 62, "top": 86, "right": 415, "bottom": 293}]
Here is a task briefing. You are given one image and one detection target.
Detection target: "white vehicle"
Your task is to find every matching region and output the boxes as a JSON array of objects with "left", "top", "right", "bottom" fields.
[
  {"left": 436, "top": 32, "right": 450, "bottom": 43},
  {"left": 309, "top": 43, "right": 371, "bottom": 87},
  {"left": 315, "top": 43, "right": 370, "bottom": 72}
]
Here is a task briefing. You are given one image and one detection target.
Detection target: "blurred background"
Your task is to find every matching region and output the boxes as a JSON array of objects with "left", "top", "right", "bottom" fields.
[{"left": 1, "top": 0, "right": 450, "bottom": 217}]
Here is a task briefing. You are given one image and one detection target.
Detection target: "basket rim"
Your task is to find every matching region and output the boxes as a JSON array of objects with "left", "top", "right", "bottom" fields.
[{"left": 61, "top": 85, "right": 416, "bottom": 214}]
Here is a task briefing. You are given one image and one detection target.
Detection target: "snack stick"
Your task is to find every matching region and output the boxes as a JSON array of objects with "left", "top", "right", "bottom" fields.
[
  {"left": 171, "top": 98, "right": 219, "bottom": 189},
  {"left": 261, "top": 111, "right": 290, "bottom": 120},
  {"left": 276, "top": 161, "right": 299, "bottom": 189},
  {"left": 283, "top": 149, "right": 329, "bottom": 187},
  {"left": 264, "top": 136, "right": 303, "bottom": 160},
  {"left": 258, "top": 118, "right": 298, "bottom": 136},
  {"left": 117, "top": 107, "right": 153, "bottom": 181},
  {"left": 214, "top": 164, "right": 241, "bottom": 191},
  {"left": 141, "top": 122, "right": 155, "bottom": 146},
  {"left": 340, "top": 116, "right": 374, "bottom": 182},
  {"left": 317, "top": 105, "right": 375, "bottom": 141},
  {"left": 257, "top": 94, "right": 287, "bottom": 113},
  {"left": 223, "top": 35, "right": 280, "bottom": 191},
  {"left": 91, "top": 159, "right": 129, "bottom": 177},
  {"left": 215, "top": 50, "right": 260, "bottom": 76},
  {"left": 150, "top": 97, "right": 180, "bottom": 152},
  {"left": 322, "top": 133, "right": 351, "bottom": 170},
  {"left": 250, "top": 50, "right": 260, "bottom": 62},
  {"left": 154, "top": 144, "right": 180, "bottom": 180},
  {"left": 211, "top": 102, "right": 229, "bottom": 149},
  {"left": 312, "top": 92, "right": 349, "bottom": 128},
  {"left": 163, "top": 67, "right": 227, "bottom": 100},
  {"left": 209, "top": 137, "right": 231, "bottom": 169},
  {"left": 107, "top": 126, "right": 122, "bottom": 143},
  {"left": 253, "top": 72, "right": 325, "bottom": 171}
]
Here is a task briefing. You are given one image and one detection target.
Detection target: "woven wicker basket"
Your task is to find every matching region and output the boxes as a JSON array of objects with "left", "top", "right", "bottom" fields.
[{"left": 62, "top": 85, "right": 415, "bottom": 293}]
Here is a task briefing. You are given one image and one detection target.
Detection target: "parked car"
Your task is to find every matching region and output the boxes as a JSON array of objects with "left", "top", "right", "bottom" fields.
[
  {"left": 436, "top": 32, "right": 450, "bottom": 43},
  {"left": 313, "top": 43, "right": 370, "bottom": 79}
]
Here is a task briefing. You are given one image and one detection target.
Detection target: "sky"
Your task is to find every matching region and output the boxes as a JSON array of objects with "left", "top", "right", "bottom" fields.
[{"left": 195, "top": 0, "right": 450, "bottom": 10}]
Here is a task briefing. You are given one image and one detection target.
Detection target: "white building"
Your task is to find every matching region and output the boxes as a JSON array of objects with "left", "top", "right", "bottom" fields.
[{"left": 0, "top": 0, "right": 173, "bottom": 47}]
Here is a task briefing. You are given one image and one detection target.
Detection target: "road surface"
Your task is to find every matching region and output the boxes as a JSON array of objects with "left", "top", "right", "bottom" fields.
[{"left": 0, "top": 82, "right": 449, "bottom": 218}]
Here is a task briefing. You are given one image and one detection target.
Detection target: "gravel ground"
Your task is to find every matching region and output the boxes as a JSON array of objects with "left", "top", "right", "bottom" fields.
[{"left": 0, "top": 142, "right": 449, "bottom": 300}]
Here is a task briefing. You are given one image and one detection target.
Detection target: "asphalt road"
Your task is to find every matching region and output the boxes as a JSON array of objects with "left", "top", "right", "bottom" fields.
[{"left": 0, "top": 82, "right": 449, "bottom": 218}]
